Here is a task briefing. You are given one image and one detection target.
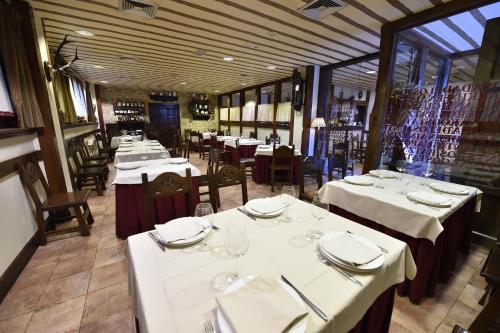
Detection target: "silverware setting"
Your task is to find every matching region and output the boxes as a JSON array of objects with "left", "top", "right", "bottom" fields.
[
  {"left": 346, "top": 230, "right": 388, "bottom": 254},
  {"left": 280, "top": 275, "right": 329, "bottom": 321},
  {"left": 237, "top": 207, "right": 257, "bottom": 220},
  {"left": 148, "top": 232, "right": 165, "bottom": 251},
  {"left": 203, "top": 320, "right": 215, "bottom": 333},
  {"left": 318, "top": 253, "right": 363, "bottom": 287}
]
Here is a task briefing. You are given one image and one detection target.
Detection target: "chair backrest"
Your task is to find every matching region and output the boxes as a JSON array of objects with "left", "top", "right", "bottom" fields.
[
  {"left": 208, "top": 165, "right": 248, "bottom": 213},
  {"left": 209, "top": 135, "right": 218, "bottom": 149},
  {"left": 208, "top": 148, "right": 220, "bottom": 172},
  {"left": 249, "top": 131, "right": 256, "bottom": 139},
  {"left": 141, "top": 168, "right": 194, "bottom": 229},
  {"left": 17, "top": 158, "right": 50, "bottom": 209},
  {"left": 217, "top": 130, "right": 224, "bottom": 136},
  {"left": 184, "top": 129, "right": 191, "bottom": 139},
  {"left": 272, "top": 144, "right": 294, "bottom": 166},
  {"left": 190, "top": 131, "right": 199, "bottom": 144}
]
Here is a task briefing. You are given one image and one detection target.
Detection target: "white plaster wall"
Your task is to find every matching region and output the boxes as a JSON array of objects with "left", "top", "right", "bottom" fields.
[
  {"left": 0, "top": 134, "right": 42, "bottom": 276},
  {"left": 276, "top": 128, "right": 290, "bottom": 146},
  {"left": 257, "top": 128, "right": 273, "bottom": 142},
  {"left": 63, "top": 124, "right": 98, "bottom": 140}
]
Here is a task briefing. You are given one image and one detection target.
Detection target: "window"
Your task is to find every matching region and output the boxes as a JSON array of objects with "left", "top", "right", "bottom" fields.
[{"left": 0, "top": 65, "right": 14, "bottom": 118}]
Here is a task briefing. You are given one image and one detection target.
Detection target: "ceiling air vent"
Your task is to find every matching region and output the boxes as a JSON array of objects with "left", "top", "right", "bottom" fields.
[
  {"left": 298, "top": 0, "right": 347, "bottom": 20},
  {"left": 118, "top": 0, "right": 158, "bottom": 18}
]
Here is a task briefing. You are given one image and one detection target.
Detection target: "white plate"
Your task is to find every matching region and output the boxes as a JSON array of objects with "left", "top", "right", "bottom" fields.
[
  {"left": 343, "top": 176, "right": 374, "bottom": 186},
  {"left": 116, "top": 163, "right": 143, "bottom": 170},
  {"left": 155, "top": 217, "right": 210, "bottom": 247},
  {"left": 428, "top": 182, "right": 469, "bottom": 195},
  {"left": 407, "top": 191, "right": 452, "bottom": 207},
  {"left": 217, "top": 278, "right": 307, "bottom": 333},
  {"left": 116, "top": 149, "right": 132, "bottom": 152},
  {"left": 368, "top": 170, "right": 396, "bottom": 178},
  {"left": 244, "top": 199, "right": 285, "bottom": 218},
  {"left": 150, "top": 147, "right": 164, "bottom": 150},
  {"left": 163, "top": 158, "right": 188, "bottom": 164},
  {"left": 319, "top": 232, "right": 384, "bottom": 272}
]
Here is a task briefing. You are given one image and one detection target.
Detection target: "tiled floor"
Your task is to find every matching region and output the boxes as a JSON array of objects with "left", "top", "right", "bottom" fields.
[{"left": 0, "top": 154, "right": 488, "bottom": 332}]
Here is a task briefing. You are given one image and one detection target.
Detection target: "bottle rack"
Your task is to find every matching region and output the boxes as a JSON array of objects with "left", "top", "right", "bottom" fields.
[
  {"left": 113, "top": 100, "right": 145, "bottom": 122},
  {"left": 149, "top": 91, "right": 178, "bottom": 102},
  {"left": 189, "top": 93, "right": 212, "bottom": 120}
]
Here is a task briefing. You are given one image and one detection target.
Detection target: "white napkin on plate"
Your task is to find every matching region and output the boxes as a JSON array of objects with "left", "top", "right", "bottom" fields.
[
  {"left": 115, "top": 161, "right": 144, "bottom": 170},
  {"left": 321, "top": 232, "right": 381, "bottom": 265},
  {"left": 407, "top": 191, "right": 452, "bottom": 207},
  {"left": 155, "top": 217, "right": 206, "bottom": 243},
  {"left": 216, "top": 274, "right": 307, "bottom": 333},
  {"left": 428, "top": 182, "right": 469, "bottom": 195},
  {"left": 343, "top": 176, "right": 374, "bottom": 186},
  {"left": 162, "top": 158, "right": 188, "bottom": 164},
  {"left": 246, "top": 198, "right": 285, "bottom": 214}
]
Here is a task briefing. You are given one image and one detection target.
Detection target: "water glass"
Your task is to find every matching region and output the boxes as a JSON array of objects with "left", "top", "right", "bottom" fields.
[
  {"left": 420, "top": 163, "right": 434, "bottom": 185},
  {"left": 307, "top": 195, "right": 328, "bottom": 239},
  {"left": 224, "top": 225, "right": 249, "bottom": 283},
  {"left": 194, "top": 203, "right": 214, "bottom": 251},
  {"left": 280, "top": 186, "right": 296, "bottom": 223}
]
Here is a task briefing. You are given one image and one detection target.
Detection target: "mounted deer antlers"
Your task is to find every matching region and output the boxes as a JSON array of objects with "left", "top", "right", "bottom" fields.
[{"left": 43, "top": 35, "right": 82, "bottom": 82}]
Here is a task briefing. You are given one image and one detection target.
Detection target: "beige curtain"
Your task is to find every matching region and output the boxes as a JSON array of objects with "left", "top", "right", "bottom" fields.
[
  {"left": 53, "top": 72, "right": 77, "bottom": 124},
  {"left": 0, "top": 2, "right": 44, "bottom": 128}
]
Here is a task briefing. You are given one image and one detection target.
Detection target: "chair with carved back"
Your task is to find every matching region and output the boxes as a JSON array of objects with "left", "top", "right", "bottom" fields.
[
  {"left": 198, "top": 148, "right": 221, "bottom": 207},
  {"left": 141, "top": 168, "right": 195, "bottom": 230},
  {"left": 265, "top": 134, "right": 281, "bottom": 145},
  {"left": 82, "top": 133, "right": 110, "bottom": 161},
  {"left": 208, "top": 165, "right": 248, "bottom": 213},
  {"left": 17, "top": 158, "right": 93, "bottom": 245},
  {"left": 235, "top": 138, "right": 255, "bottom": 177},
  {"left": 66, "top": 142, "right": 106, "bottom": 195},
  {"left": 269, "top": 144, "right": 295, "bottom": 192},
  {"left": 75, "top": 139, "right": 109, "bottom": 178}
]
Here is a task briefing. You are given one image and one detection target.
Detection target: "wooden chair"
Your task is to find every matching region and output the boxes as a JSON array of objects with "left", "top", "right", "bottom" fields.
[
  {"left": 235, "top": 138, "right": 255, "bottom": 177},
  {"left": 141, "top": 168, "right": 195, "bottom": 230},
  {"left": 208, "top": 165, "right": 248, "bottom": 213},
  {"left": 75, "top": 140, "right": 109, "bottom": 178},
  {"left": 66, "top": 143, "right": 106, "bottom": 195},
  {"left": 94, "top": 133, "right": 112, "bottom": 161},
  {"left": 17, "top": 158, "right": 93, "bottom": 245},
  {"left": 189, "top": 131, "right": 200, "bottom": 153},
  {"left": 332, "top": 142, "right": 354, "bottom": 178},
  {"left": 172, "top": 138, "right": 191, "bottom": 160},
  {"left": 299, "top": 153, "right": 333, "bottom": 202},
  {"left": 217, "top": 130, "right": 224, "bottom": 136},
  {"left": 199, "top": 133, "right": 211, "bottom": 159},
  {"left": 266, "top": 134, "right": 281, "bottom": 145},
  {"left": 269, "top": 144, "right": 295, "bottom": 192},
  {"left": 249, "top": 131, "right": 257, "bottom": 139},
  {"left": 198, "top": 149, "right": 221, "bottom": 206}
]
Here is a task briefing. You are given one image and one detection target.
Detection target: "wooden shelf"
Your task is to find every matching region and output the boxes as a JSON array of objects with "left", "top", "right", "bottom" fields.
[{"left": 0, "top": 128, "right": 38, "bottom": 140}]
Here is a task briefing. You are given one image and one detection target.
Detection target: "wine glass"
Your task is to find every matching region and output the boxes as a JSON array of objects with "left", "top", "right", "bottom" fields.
[
  {"left": 420, "top": 163, "right": 434, "bottom": 185},
  {"left": 194, "top": 203, "right": 214, "bottom": 251},
  {"left": 307, "top": 195, "right": 328, "bottom": 240},
  {"left": 280, "top": 185, "right": 296, "bottom": 223},
  {"left": 224, "top": 225, "right": 249, "bottom": 284},
  {"left": 401, "top": 173, "right": 414, "bottom": 195}
]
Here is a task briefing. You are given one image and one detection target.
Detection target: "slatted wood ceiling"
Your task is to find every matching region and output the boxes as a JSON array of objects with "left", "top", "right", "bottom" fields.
[{"left": 29, "top": 0, "right": 450, "bottom": 93}]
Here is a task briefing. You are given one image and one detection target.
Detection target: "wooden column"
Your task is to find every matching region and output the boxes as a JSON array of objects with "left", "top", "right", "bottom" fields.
[
  {"left": 239, "top": 91, "right": 244, "bottom": 134},
  {"left": 255, "top": 87, "right": 260, "bottom": 138},
  {"left": 289, "top": 97, "right": 294, "bottom": 146},
  {"left": 317, "top": 66, "right": 333, "bottom": 155},
  {"left": 94, "top": 85, "right": 106, "bottom": 139},
  {"left": 17, "top": 1, "right": 67, "bottom": 192},
  {"left": 272, "top": 82, "right": 280, "bottom": 136},
  {"left": 301, "top": 65, "right": 315, "bottom": 155},
  {"left": 217, "top": 95, "right": 222, "bottom": 131}
]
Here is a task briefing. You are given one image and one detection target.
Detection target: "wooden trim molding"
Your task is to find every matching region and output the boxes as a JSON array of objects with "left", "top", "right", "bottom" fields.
[
  {"left": 95, "top": 85, "right": 106, "bottom": 138},
  {"left": 0, "top": 233, "right": 39, "bottom": 303},
  {"left": 63, "top": 122, "right": 98, "bottom": 129},
  {"left": 0, "top": 128, "right": 38, "bottom": 140}
]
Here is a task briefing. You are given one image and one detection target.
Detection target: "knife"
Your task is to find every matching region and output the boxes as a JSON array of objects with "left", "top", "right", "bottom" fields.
[
  {"left": 280, "top": 275, "right": 328, "bottom": 321},
  {"left": 148, "top": 232, "right": 165, "bottom": 251},
  {"left": 346, "top": 230, "right": 388, "bottom": 253}
]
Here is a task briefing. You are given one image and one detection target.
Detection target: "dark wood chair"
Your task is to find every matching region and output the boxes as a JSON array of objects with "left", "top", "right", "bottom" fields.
[
  {"left": 266, "top": 134, "right": 281, "bottom": 145},
  {"left": 269, "top": 144, "right": 295, "bottom": 192},
  {"left": 172, "top": 138, "right": 191, "bottom": 160},
  {"left": 249, "top": 131, "right": 257, "bottom": 139},
  {"left": 141, "top": 168, "right": 195, "bottom": 230},
  {"left": 199, "top": 148, "right": 221, "bottom": 206},
  {"left": 66, "top": 143, "right": 106, "bottom": 195},
  {"left": 217, "top": 130, "right": 224, "bottom": 136},
  {"left": 208, "top": 165, "right": 248, "bottom": 213},
  {"left": 75, "top": 140, "right": 109, "bottom": 178},
  {"left": 199, "top": 133, "right": 211, "bottom": 159},
  {"left": 235, "top": 138, "right": 255, "bottom": 177},
  {"left": 94, "top": 133, "right": 113, "bottom": 161},
  {"left": 332, "top": 142, "right": 354, "bottom": 178},
  {"left": 299, "top": 153, "right": 333, "bottom": 202},
  {"left": 189, "top": 131, "right": 200, "bottom": 153},
  {"left": 17, "top": 158, "right": 93, "bottom": 245}
]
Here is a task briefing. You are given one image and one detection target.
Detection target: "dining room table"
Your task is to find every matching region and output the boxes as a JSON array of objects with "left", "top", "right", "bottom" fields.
[
  {"left": 113, "top": 158, "right": 201, "bottom": 238},
  {"left": 127, "top": 198, "right": 416, "bottom": 333},
  {"left": 253, "top": 144, "right": 302, "bottom": 184},
  {"left": 318, "top": 171, "right": 482, "bottom": 303},
  {"left": 114, "top": 141, "right": 171, "bottom": 164},
  {"left": 110, "top": 134, "right": 142, "bottom": 149},
  {"left": 224, "top": 138, "right": 265, "bottom": 166}
]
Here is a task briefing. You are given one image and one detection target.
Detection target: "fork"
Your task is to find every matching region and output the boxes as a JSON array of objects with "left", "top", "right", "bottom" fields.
[{"left": 203, "top": 320, "right": 215, "bottom": 333}]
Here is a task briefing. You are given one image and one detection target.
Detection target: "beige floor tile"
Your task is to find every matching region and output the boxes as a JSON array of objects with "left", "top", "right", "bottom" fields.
[
  {"left": 37, "top": 271, "right": 91, "bottom": 309},
  {"left": 443, "top": 300, "right": 480, "bottom": 329},
  {"left": 9, "top": 261, "right": 57, "bottom": 293},
  {"left": 94, "top": 244, "right": 127, "bottom": 269},
  {"left": 435, "top": 323, "right": 454, "bottom": 333},
  {"left": 457, "top": 284, "right": 484, "bottom": 311},
  {"left": 392, "top": 296, "right": 442, "bottom": 333},
  {"left": 50, "top": 253, "right": 95, "bottom": 281},
  {"left": 0, "top": 312, "right": 32, "bottom": 333},
  {"left": 0, "top": 284, "right": 46, "bottom": 321},
  {"left": 26, "top": 295, "right": 86, "bottom": 333},
  {"left": 79, "top": 309, "right": 134, "bottom": 333},
  {"left": 89, "top": 261, "right": 128, "bottom": 292},
  {"left": 81, "top": 281, "right": 131, "bottom": 327}
]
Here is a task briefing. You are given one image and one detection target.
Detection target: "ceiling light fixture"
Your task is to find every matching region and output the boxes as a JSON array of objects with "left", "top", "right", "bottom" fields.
[
  {"left": 213, "top": 90, "right": 220, "bottom": 93},
  {"left": 99, "top": 80, "right": 108, "bottom": 83},
  {"left": 180, "top": 82, "right": 187, "bottom": 85},
  {"left": 223, "top": 56, "right": 234, "bottom": 61},
  {"left": 93, "top": 65, "right": 104, "bottom": 69},
  {"left": 267, "top": 65, "right": 277, "bottom": 70},
  {"left": 366, "top": 70, "right": 377, "bottom": 74},
  {"left": 241, "top": 83, "right": 247, "bottom": 86},
  {"left": 245, "top": 43, "right": 258, "bottom": 49},
  {"left": 75, "top": 30, "right": 94, "bottom": 36}
]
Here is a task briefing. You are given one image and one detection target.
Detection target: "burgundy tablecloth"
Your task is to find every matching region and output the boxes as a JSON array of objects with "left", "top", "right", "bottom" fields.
[
  {"left": 330, "top": 198, "right": 475, "bottom": 304},
  {"left": 115, "top": 178, "right": 201, "bottom": 238},
  {"left": 226, "top": 145, "right": 258, "bottom": 166},
  {"left": 253, "top": 155, "right": 301, "bottom": 185}
]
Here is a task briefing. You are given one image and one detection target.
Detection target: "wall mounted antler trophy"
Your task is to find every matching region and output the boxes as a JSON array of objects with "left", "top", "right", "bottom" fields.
[
  {"left": 43, "top": 35, "right": 82, "bottom": 82},
  {"left": 291, "top": 68, "right": 304, "bottom": 112}
]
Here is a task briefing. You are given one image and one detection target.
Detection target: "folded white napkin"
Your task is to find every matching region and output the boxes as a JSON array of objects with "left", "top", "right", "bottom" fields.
[
  {"left": 162, "top": 158, "right": 188, "bottom": 164},
  {"left": 428, "top": 182, "right": 469, "bottom": 195},
  {"left": 155, "top": 217, "right": 208, "bottom": 243},
  {"left": 343, "top": 176, "right": 374, "bottom": 186},
  {"left": 407, "top": 191, "right": 452, "bottom": 207},
  {"left": 216, "top": 274, "right": 307, "bottom": 333},
  {"left": 246, "top": 198, "right": 285, "bottom": 214},
  {"left": 321, "top": 232, "right": 381, "bottom": 265},
  {"left": 368, "top": 170, "right": 396, "bottom": 178}
]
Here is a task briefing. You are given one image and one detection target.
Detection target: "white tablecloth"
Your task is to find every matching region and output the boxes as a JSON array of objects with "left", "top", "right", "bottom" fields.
[
  {"left": 318, "top": 171, "right": 482, "bottom": 243},
  {"left": 255, "top": 145, "right": 302, "bottom": 156},
  {"left": 114, "top": 141, "right": 170, "bottom": 164},
  {"left": 127, "top": 198, "right": 416, "bottom": 333},
  {"left": 225, "top": 138, "right": 265, "bottom": 148},
  {"left": 202, "top": 132, "right": 217, "bottom": 140},
  {"left": 112, "top": 159, "right": 201, "bottom": 185},
  {"left": 110, "top": 135, "right": 141, "bottom": 149}
]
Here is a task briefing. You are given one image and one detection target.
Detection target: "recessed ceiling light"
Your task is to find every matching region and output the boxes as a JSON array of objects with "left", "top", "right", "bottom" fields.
[
  {"left": 223, "top": 56, "right": 234, "bottom": 61},
  {"left": 180, "top": 82, "right": 187, "bottom": 85},
  {"left": 366, "top": 70, "right": 377, "bottom": 74},
  {"left": 241, "top": 83, "right": 247, "bottom": 86},
  {"left": 99, "top": 80, "right": 108, "bottom": 83},
  {"left": 266, "top": 31, "right": 277, "bottom": 37},
  {"left": 75, "top": 30, "right": 94, "bottom": 36},
  {"left": 93, "top": 65, "right": 104, "bottom": 69},
  {"left": 213, "top": 90, "right": 220, "bottom": 93},
  {"left": 193, "top": 49, "right": 207, "bottom": 57},
  {"left": 267, "top": 65, "right": 277, "bottom": 70},
  {"left": 245, "top": 42, "right": 258, "bottom": 49}
]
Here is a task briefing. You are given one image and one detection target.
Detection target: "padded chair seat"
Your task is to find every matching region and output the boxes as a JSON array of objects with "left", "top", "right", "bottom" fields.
[{"left": 42, "top": 190, "right": 91, "bottom": 210}]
